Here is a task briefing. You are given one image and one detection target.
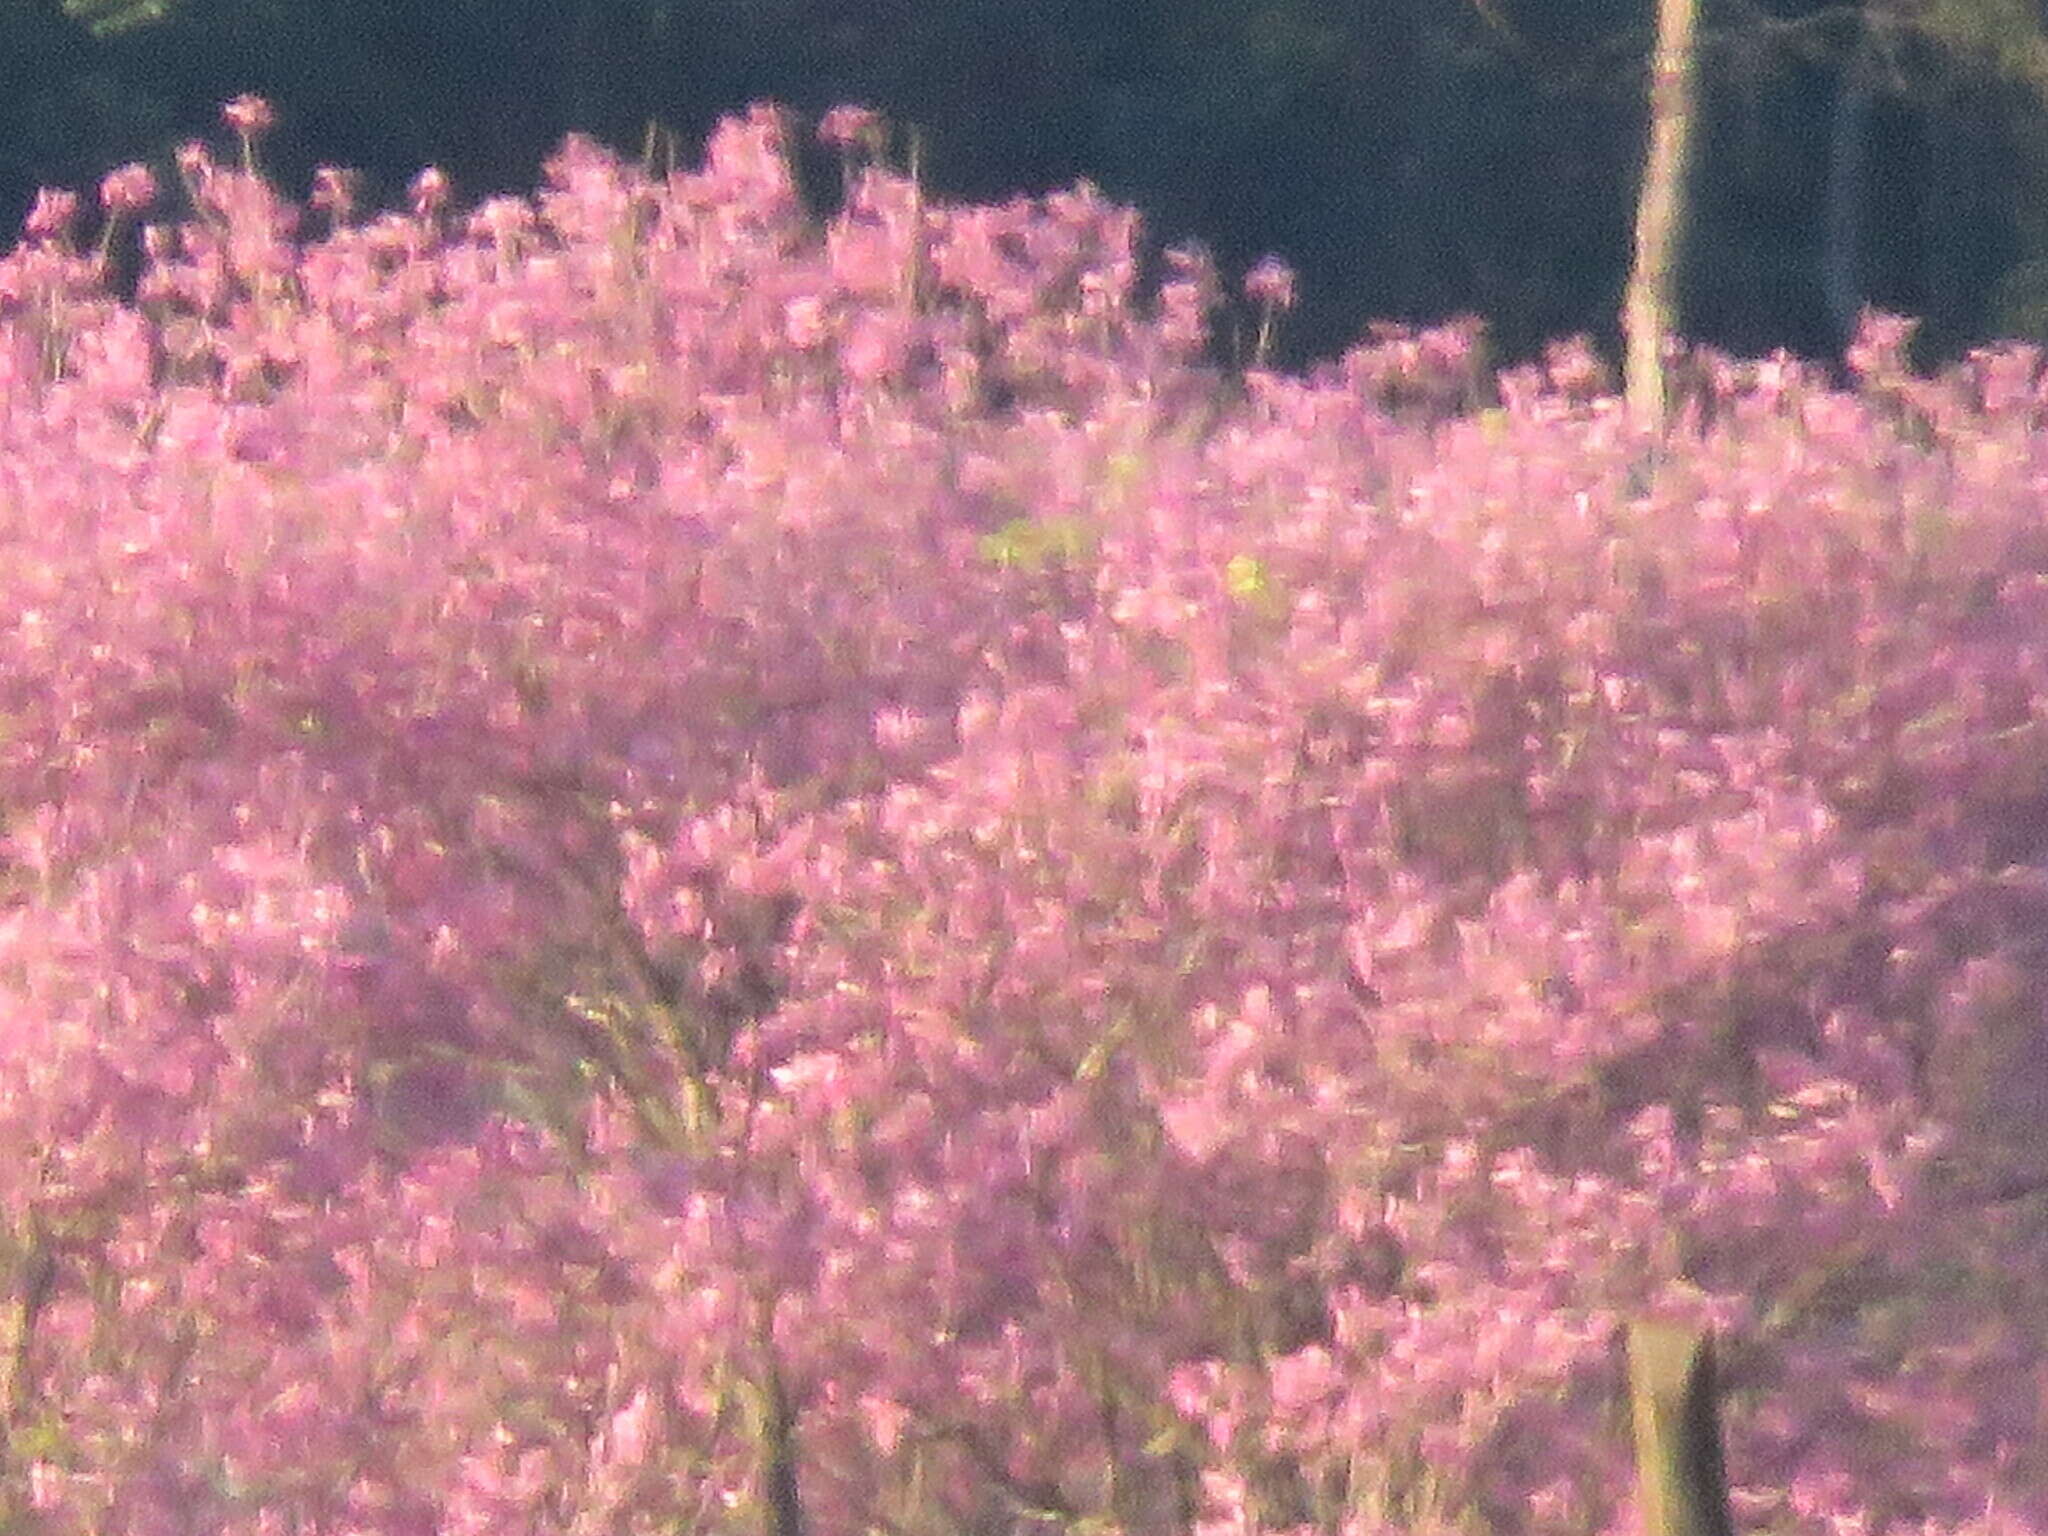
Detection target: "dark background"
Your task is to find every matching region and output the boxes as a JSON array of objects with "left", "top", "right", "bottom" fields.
[{"left": 5, "top": 0, "right": 2047, "bottom": 376}]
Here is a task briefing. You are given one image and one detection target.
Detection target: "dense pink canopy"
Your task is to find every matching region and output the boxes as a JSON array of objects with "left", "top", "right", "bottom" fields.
[{"left": 0, "top": 97, "right": 2043, "bottom": 1536}]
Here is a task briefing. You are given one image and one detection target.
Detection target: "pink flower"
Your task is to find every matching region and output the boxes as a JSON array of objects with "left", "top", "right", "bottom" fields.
[
  {"left": 1844, "top": 308, "right": 1918, "bottom": 383},
  {"left": 597, "top": 1388, "right": 656, "bottom": 1470},
  {"left": 818, "top": 105, "right": 883, "bottom": 152},
  {"left": 98, "top": 162, "right": 156, "bottom": 216},
  {"left": 172, "top": 139, "right": 216, "bottom": 203},
  {"left": 409, "top": 165, "right": 451, "bottom": 217},
  {"left": 309, "top": 165, "right": 360, "bottom": 220},
  {"left": 466, "top": 194, "right": 533, "bottom": 246},
  {"left": 783, "top": 293, "right": 830, "bottom": 349},
  {"left": 22, "top": 187, "right": 77, "bottom": 241},
  {"left": 1244, "top": 255, "right": 1297, "bottom": 311},
  {"left": 222, "top": 93, "right": 276, "bottom": 137},
  {"left": 859, "top": 1393, "right": 910, "bottom": 1455}
]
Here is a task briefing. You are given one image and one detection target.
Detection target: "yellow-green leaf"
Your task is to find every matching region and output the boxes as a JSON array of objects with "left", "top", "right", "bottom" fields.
[{"left": 1224, "top": 552, "right": 1268, "bottom": 601}]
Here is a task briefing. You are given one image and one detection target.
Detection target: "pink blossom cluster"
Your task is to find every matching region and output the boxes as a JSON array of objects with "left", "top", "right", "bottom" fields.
[{"left": 1, "top": 97, "right": 2047, "bottom": 1536}]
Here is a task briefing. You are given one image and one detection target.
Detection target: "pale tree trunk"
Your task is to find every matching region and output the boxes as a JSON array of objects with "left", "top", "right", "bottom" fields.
[
  {"left": 1628, "top": 1319, "right": 1737, "bottom": 1536},
  {"left": 1624, "top": 0, "right": 1705, "bottom": 432}
]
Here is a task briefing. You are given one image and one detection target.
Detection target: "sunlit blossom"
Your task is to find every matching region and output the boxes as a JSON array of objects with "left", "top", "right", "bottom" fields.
[
  {"left": 97, "top": 162, "right": 156, "bottom": 216},
  {"left": 222, "top": 93, "right": 276, "bottom": 137}
]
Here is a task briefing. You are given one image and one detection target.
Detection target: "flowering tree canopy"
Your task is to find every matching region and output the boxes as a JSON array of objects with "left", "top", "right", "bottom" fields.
[{"left": 0, "top": 99, "right": 2045, "bottom": 1536}]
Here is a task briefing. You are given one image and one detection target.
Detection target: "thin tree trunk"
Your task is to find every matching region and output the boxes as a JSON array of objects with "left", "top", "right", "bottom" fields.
[
  {"left": 1624, "top": 0, "right": 1705, "bottom": 432},
  {"left": 1823, "top": 32, "right": 1878, "bottom": 347},
  {"left": 1628, "top": 1319, "right": 1737, "bottom": 1536}
]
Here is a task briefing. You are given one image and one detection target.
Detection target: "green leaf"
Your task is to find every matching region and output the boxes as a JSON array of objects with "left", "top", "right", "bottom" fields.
[
  {"left": 1144, "top": 1423, "right": 1189, "bottom": 1457},
  {"left": 1224, "top": 552, "right": 1267, "bottom": 601},
  {"left": 1075, "top": 1015, "right": 1131, "bottom": 1081},
  {"left": 1223, "top": 550, "right": 1288, "bottom": 620},
  {"left": 975, "top": 513, "right": 1095, "bottom": 575},
  {"left": 60, "top": 0, "right": 174, "bottom": 36}
]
